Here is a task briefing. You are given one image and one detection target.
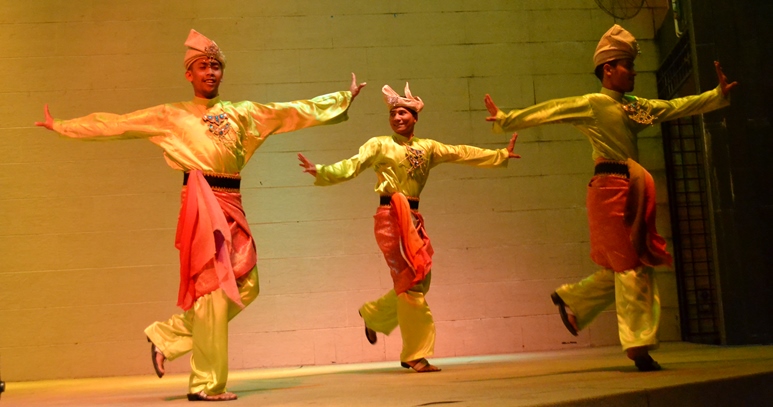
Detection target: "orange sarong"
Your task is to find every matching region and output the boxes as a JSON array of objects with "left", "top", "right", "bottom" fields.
[
  {"left": 175, "top": 170, "right": 257, "bottom": 311},
  {"left": 374, "top": 193, "right": 434, "bottom": 294},
  {"left": 587, "top": 160, "right": 672, "bottom": 272}
]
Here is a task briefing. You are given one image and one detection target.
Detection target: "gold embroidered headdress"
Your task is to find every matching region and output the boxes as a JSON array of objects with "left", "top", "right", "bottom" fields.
[
  {"left": 593, "top": 24, "right": 639, "bottom": 68},
  {"left": 382, "top": 83, "right": 424, "bottom": 113},
  {"left": 184, "top": 29, "right": 226, "bottom": 69}
]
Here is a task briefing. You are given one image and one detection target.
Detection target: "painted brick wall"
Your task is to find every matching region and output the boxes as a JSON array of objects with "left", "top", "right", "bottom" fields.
[{"left": 0, "top": 0, "right": 675, "bottom": 381}]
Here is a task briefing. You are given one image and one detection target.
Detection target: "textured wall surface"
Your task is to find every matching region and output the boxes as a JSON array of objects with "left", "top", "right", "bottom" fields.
[{"left": 0, "top": 0, "right": 675, "bottom": 381}]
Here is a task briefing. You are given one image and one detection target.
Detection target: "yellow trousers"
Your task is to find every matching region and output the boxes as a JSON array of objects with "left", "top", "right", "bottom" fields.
[
  {"left": 555, "top": 267, "right": 660, "bottom": 351},
  {"left": 359, "top": 274, "right": 435, "bottom": 362},
  {"left": 144, "top": 267, "right": 259, "bottom": 395}
]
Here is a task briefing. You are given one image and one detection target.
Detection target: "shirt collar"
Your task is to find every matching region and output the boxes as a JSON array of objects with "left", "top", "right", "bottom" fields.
[
  {"left": 192, "top": 96, "right": 221, "bottom": 108},
  {"left": 392, "top": 133, "right": 414, "bottom": 144},
  {"left": 600, "top": 87, "right": 624, "bottom": 102}
]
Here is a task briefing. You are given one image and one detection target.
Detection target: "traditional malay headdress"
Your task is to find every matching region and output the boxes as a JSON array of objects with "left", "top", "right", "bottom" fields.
[
  {"left": 183, "top": 29, "right": 226, "bottom": 69},
  {"left": 382, "top": 83, "right": 424, "bottom": 113},
  {"left": 593, "top": 24, "right": 639, "bottom": 68}
]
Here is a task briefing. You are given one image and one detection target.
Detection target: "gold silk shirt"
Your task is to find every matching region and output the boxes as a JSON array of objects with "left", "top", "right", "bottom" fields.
[
  {"left": 54, "top": 91, "right": 352, "bottom": 174},
  {"left": 492, "top": 86, "right": 729, "bottom": 162},
  {"left": 314, "top": 133, "right": 509, "bottom": 197}
]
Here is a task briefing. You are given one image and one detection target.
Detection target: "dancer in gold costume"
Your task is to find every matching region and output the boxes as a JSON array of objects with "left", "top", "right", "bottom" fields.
[
  {"left": 484, "top": 25, "right": 736, "bottom": 371},
  {"left": 298, "top": 83, "right": 520, "bottom": 372},
  {"left": 36, "top": 29, "right": 365, "bottom": 400}
]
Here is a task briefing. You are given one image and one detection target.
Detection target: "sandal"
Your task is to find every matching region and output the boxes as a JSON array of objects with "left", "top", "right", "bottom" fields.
[
  {"left": 365, "top": 326, "right": 377, "bottom": 345},
  {"left": 634, "top": 355, "right": 662, "bottom": 372},
  {"left": 186, "top": 391, "right": 238, "bottom": 401},
  {"left": 403, "top": 358, "right": 441, "bottom": 373},
  {"left": 359, "top": 311, "right": 377, "bottom": 344},
  {"left": 551, "top": 292, "right": 578, "bottom": 336},
  {"left": 147, "top": 337, "right": 165, "bottom": 378}
]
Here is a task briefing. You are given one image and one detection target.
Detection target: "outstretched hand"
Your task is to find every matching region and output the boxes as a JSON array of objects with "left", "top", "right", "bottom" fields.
[
  {"left": 298, "top": 153, "right": 317, "bottom": 177},
  {"left": 715, "top": 61, "right": 738, "bottom": 96},
  {"left": 349, "top": 73, "right": 367, "bottom": 101},
  {"left": 35, "top": 104, "right": 54, "bottom": 130},
  {"left": 484, "top": 94, "right": 499, "bottom": 122},
  {"left": 506, "top": 133, "right": 520, "bottom": 159}
]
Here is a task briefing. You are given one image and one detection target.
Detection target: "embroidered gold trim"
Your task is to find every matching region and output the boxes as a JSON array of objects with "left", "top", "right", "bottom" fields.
[
  {"left": 210, "top": 186, "right": 241, "bottom": 193},
  {"left": 594, "top": 160, "right": 629, "bottom": 178},
  {"left": 200, "top": 172, "right": 241, "bottom": 180},
  {"left": 594, "top": 172, "right": 629, "bottom": 179}
]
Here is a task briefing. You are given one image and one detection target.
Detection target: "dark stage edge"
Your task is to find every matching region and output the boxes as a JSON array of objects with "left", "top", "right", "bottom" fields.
[{"left": 3, "top": 342, "right": 772, "bottom": 406}]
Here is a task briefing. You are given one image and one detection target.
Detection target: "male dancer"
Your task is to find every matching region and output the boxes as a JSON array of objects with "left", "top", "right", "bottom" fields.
[
  {"left": 36, "top": 29, "right": 365, "bottom": 400},
  {"left": 484, "top": 24, "right": 736, "bottom": 371},
  {"left": 298, "top": 83, "right": 519, "bottom": 372}
]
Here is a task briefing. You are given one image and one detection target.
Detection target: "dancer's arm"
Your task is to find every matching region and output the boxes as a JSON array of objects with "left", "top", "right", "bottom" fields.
[
  {"left": 36, "top": 103, "right": 172, "bottom": 140},
  {"left": 429, "top": 133, "right": 519, "bottom": 168},
  {"left": 645, "top": 62, "right": 737, "bottom": 123},
  {"left": 299, "top": 137, "right": 381, "bottom": 186},
  {"left": 239, "top": 73, "right": 366, "bottom": 140},
  {"left": 484, "top": 94, "right": 594, "bottom": 134}
]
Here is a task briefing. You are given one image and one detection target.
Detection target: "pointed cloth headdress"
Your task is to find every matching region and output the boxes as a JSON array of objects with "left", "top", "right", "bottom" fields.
[
  {"left": 184, "top": 29, "right": 226, "bottom": 69},
  {"left": 593, "top": 24, "right": 639, "bottom": 68},
  {"left": 382, "top": 83, "right": 424, "bottom": 113}
]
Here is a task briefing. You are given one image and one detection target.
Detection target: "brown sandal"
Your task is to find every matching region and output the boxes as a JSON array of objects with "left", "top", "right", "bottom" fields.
[
  {"left": 365, "top": 326, "right": 377, "bottom": 345},
  {"left": 634, "top": 355, "right": 662, "bottom": 372},
  {"left": 359, "top": 311, "right": 377, "bottom": 344},
  {"left": 551, "top": 292, "right": 578, "bottom": 336},
  {"left": 147, "top": 337, "right": 165, "bottom": 378},
  {"left": 186, "top": 391, "right": 238, "bottom": 401},
  {"left": 403, "top": 358, "right": 441, "bottom": 373}
]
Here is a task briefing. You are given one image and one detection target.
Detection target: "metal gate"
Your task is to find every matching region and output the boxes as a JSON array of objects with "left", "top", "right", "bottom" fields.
[{"left": 656, "top": 33, "right": 722, "bottom": 344}]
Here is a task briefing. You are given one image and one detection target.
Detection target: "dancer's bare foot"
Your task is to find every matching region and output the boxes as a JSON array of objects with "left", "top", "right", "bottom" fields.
[
  {"left": 187, "top": 391, "right": 238, "bottom": 401},
  {"left": 404, "top": 358, "right": 441, "bottom": 373}
]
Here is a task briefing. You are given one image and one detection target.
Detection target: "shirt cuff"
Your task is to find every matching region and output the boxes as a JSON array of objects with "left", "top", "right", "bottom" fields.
[{"left": 491, "top": 110, "right": 507, "bottom": 134}]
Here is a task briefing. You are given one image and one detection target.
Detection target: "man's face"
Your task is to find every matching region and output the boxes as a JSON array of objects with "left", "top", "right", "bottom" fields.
[
  {"left": 186, "top": 58, "right": 223, "bottom": 99},
  {"left": 389, "top": 107, "right": 417, "bottom": 136},
  {"left": 605, "top": 59, "right": 636, "bottom": 93}
]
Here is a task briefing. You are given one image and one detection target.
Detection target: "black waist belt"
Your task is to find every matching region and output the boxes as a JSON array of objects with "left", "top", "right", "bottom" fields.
[
  {"left": 183, "top": 172, "right": 241, "bottom": 191},
  {"left": 594, "top": 162, "right": 629, "bottom": 178},
  {"left": 380, "top": 195, "right": 419, "bottom": 210}
]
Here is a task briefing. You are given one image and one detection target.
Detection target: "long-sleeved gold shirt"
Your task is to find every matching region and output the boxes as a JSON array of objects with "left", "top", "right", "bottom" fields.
[
  {"left": 314, "top": 133, "right": 509, "bottom": 197},
  {"left": 492, "top": 86, "right": 729, "bottom": 162},
  {"left": 54, "top": 91, "right": 352, "bottom": 174}
]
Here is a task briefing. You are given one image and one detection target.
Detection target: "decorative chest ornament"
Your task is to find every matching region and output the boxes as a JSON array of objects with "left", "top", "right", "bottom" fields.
[
  {"left": 203, "top": 113, "right": 232, "bottom": 137},
  {"left": 404, "top": 146, "right": 426, "bottom": 175},
  {"left": 622, "top": 100, "right": 657, "bottom": 125}
]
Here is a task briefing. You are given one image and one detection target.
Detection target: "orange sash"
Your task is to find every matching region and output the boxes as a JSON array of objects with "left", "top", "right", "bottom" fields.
[{"left": 391, "top": 193, "right": 434, "bottom": 288}]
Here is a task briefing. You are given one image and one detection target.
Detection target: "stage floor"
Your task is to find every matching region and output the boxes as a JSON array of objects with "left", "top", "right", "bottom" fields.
[{"left": 3, "top": 342, "right": 773, "bottom": 406}]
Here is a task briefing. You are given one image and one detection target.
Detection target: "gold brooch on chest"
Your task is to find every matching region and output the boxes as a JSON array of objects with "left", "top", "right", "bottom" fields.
[
  {"left": 203, "top": 113, "right": 231, "bottom": 136},
  {"left": 622, "top": 100, "right": 657, "bottom": 125},
  {"left": 403, "top": 146, "right": 426, "bottom": 175}
]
